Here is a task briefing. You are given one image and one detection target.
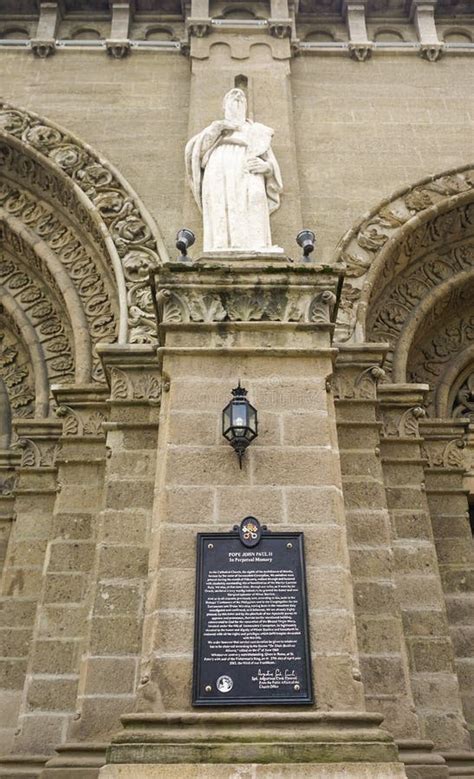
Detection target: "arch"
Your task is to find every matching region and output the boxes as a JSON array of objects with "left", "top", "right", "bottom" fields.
[
  {"left": 373, "top": 27, "right": 405, "bottom": 41},
  {"left": 335, "top": 164, "right": 474, "bottom": 420},
  {"left": 144, "top": 25, "right": 177, "bottom": 41},
  {"left": 0, "top": 101, "right": 169, "bottom": 344},
  {"left": 442, "top": 27, "right": 473, "bottom": 43},
  {"left": 70, "top": 27, "right": 103, "bottom": 40},
  {"left": 334, "top": 164, "right": 474, "bottom": 345},
  {"left": 305, "top": 30, "right": 337, "bottom": 42}
]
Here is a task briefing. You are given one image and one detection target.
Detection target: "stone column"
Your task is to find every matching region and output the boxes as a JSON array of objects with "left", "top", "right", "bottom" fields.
[
  {"left": 10, "top": 389, "right": 108, "bottom": 761},
  {"left": 378, "top": 388, "right": 472, "bottom": 772},
  {"left": 420, "top": 419, "right": 474, "bottom": 771},
  {"left": 0, "top": 449, "right": 21, "bottom": 575},
  {"left": 102, "top": 258, "right": 405, "bottom": 779},
  {"left": 40, "top": 346, "right": 161, "bottom": 778},
  {"left": 334, "top": 348, "right": 446, "bottom": 778},
  {"left": 0, "top": 420, "right": 62, "bottom": 757}
]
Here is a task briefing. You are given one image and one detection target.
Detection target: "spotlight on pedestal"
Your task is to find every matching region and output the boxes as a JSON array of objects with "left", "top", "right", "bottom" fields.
[
  {"left": 296, "top": 229, "right": 316, "bottom": 261},
  {"left": 222, "top": 382, "right": 258, "bottom": 468},
  {"left": 176, "top": 228, "right": 195, "bottom": 261}
]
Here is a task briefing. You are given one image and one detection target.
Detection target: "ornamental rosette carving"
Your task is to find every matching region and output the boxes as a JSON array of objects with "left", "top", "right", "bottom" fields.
[{"left": 0, "top": 103, "right": 166, "bottom": 343}]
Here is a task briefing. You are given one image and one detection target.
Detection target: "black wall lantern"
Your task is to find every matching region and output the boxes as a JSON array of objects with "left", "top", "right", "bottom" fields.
[{"left": 222, "top": 382, "right": 258, "bottom": 467}]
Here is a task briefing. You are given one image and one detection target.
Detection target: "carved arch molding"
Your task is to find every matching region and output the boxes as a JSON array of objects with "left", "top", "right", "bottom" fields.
[
  {"left": 335, "top": 164, "right": 474, "bottom": 419},
  {"left": 0, "top": 101, "right": 167, "bottom": 437}
]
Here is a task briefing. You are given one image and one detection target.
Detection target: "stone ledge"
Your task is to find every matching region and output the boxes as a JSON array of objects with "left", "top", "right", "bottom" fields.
[
  {"left": 100, "top": 762, "right": 407, "bottom": 778},
  {"left": 106, "top": 711, "right": 400, "bottom": 766}
]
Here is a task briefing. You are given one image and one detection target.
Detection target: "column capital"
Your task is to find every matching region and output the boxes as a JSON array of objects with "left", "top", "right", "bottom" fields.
[
  {"left": 333, "top": 343, "right": 388, "bottom": 400},
  {"left": 52, "top": 384, "right": 109, "bottom": 439},
  {"left": 419, "top": 418, "right": 469, "bottom": 470},
  {"left": 11, "top": 418, "right": 63, "bottom": 468}
]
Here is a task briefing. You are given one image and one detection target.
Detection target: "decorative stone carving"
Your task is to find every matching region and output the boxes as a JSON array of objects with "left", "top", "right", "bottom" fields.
[
  {"left": 157, "top": 285, "right": 338, "bottom": 324},
  {"left": 380, "top": 405, "right": 426, "bottom": 438},
  {"left": 0, "top": 243, "right": 75, "bottom": 384},
  {"left": 333, "top": 365, "right": 385, "bottom": 400},
  {"left": 333, "top": 167, "right": 474, "bottom": 343},
  {"left": 0, "top": 102, "right": 167, "bottom": 343},
  {"left": 452, "top": 372, "right": 474, "bottom": 422},
  {"left": 410, "top": 313, "right": 474, "bottom": 386},
  {"left": 30, "top": 40, "right": 56, "bottom": 58},
  {"left": 269, "top": 21, "right": 292, "bottom": 38},
  {"left": 419, "top": 43, "right": 443, "bottom": 62},
  {"left": 110, "top": 368, "right": 162, "bottom": 402},
  {"left": 0, "top": 181, "right": 117, "bottom": 381},
  {"left": 106, "top": 40, "right": 131, "bottom": 58},
  {"left": 0, "top": 328, "right": 35, "bottom": 418},
  {"left": 10, "top": 435, "right": 60, "bottom": 467},
  {"left": 55, "top": 405, "right": 106, "bottom": 437},
  {"left": 421, "top": 437, "right": 465, "bottom": 469},
  {"left": 348, "top": 43, "right": 372, "bottom": 61},
  {"left": 185, "top": 89, "right": 283, "bottom": 253}
]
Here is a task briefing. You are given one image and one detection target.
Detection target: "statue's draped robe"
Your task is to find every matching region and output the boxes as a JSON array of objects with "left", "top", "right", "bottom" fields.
[{"left": 185, "top": 119, "right": 282, "bottom": 252}]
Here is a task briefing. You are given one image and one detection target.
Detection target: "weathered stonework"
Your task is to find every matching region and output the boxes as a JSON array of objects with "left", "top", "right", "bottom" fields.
[{"left": 0, "top": 5, "right": 473, "bottom": 776}]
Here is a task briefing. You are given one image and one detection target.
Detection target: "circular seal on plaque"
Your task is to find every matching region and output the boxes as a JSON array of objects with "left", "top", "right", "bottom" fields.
[
  {"left": 239, "top": 516, "right": 261, "bottom": 547},
  {"left": 216, "top": 675, "right": 233, "bottom": 693}
]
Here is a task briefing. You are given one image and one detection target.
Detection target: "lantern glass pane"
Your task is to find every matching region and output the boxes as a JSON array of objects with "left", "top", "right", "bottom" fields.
[
  {"left": 223, "top": 402, "right": 233, "bottom": 438},
  {"left": 231, "top": 401, "right": 248, "bottom": 432},
  {"left": 248, "top": 405, "right": 257, "bottom": 432}
]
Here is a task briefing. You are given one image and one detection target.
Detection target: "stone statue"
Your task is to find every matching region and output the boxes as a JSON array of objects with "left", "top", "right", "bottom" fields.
[{"left": 185, "top": 88, "right": 283, "bottom": 253}]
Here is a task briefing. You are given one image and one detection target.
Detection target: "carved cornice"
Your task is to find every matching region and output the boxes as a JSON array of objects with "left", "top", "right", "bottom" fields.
[{"left": 152, "top": 263, "right": 340, "bottom": 327}]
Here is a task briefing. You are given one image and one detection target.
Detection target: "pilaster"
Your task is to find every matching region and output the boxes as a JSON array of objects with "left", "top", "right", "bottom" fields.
[
  {"left": 10, "top": 388, "right": 108, "bottom": 759},
  {"left": 334, "top": 347, "right": 445, "bottom": 778},
  {"left": 101, "top": 258, "right": 405, "bottom": 778},
  {"left": 378, "top": 388, "right": 471, "bottom": 761},
  {"left": 420, "top": 419, "right": 474, "bottom": 763},
  {"left": 0, "top": 420, "right": 62, "bottom": 756},
  {"left": 40, "top": 346, "right": 161, "bottom": 778}
]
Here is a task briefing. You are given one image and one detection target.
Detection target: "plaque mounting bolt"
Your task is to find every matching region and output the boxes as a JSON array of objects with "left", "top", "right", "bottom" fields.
[
  {"left": 208, "top": 543, "right": 214, "bottom": 550},
  {"left": 205, "top": 685, "right": 212, "bottom": 692},
  {"left": 287, "top": 543, "right": 293, "bottom": 549},
  {"left": 294, "top": 684, "right": 300, "bottom": 691}
]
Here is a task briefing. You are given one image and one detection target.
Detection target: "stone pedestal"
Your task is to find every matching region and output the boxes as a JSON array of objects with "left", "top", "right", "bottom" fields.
[{"left": 99, "top": 257, "right": 406, "bottom": 778}]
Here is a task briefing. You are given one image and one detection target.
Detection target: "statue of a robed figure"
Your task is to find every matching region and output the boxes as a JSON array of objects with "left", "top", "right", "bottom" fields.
[{"left": 185, "top": 88, "right": 283, "bottom": 253}]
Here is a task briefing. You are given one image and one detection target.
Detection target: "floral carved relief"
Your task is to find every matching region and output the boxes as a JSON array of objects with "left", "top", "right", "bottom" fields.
[
  {"left": 0, "top": 103, "right": 167, "bottom": 344},
  {"left": 0, "top": 326, "right": 35, "bottom": 417},
  {"left": 0, "top": 246, "right": 75, "bottom": 383},
  {"left": 158, "top": 287, "right": 337, "bottom": 324},
  {"left": 0, "top": 181, "right": 118, "bottom": 381},
  {"left": 334, "top": 168, "right": 474, "bottom": 343},
  {"left": 452, "top": 372, "right": 474, "bottom": 422}
]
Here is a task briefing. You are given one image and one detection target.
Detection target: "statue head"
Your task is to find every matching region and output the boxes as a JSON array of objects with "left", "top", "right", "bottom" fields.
[{"left": 222, "top": 88, "right": 247, "bottom": 125}]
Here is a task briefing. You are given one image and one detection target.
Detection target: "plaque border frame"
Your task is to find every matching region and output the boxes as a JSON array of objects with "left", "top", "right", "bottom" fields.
[{"left": 192, "top": 528, "right": 314, "bottom": 707}]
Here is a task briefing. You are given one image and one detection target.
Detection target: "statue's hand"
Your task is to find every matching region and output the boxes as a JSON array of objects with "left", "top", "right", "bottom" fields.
[
  {"left": 246, "top": 157, "right": 272, "bottom": 175},
  {"left": 215, "top": 120, "right": 240, "bottom": 132}
]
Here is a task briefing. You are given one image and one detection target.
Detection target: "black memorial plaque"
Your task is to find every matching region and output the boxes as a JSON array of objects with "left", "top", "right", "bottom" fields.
[{"left": 193, "top": 516, "right": 313, "bottom": 706}]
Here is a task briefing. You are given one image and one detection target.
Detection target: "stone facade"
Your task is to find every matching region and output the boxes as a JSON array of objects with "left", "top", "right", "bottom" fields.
[{"left": 0, "top": 1, "right": 473, "bottom": 777}]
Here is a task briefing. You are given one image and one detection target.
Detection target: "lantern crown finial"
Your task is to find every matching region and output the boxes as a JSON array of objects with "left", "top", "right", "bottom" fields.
[{"left": 231, "top": 380, "right": 247, "bottom": 399}]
